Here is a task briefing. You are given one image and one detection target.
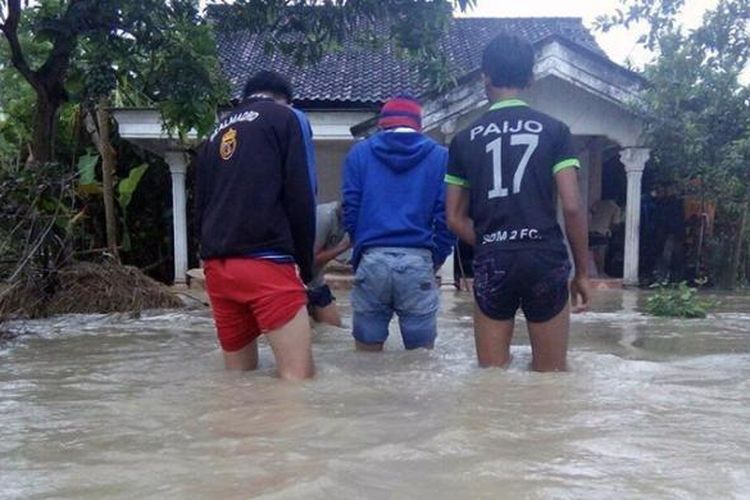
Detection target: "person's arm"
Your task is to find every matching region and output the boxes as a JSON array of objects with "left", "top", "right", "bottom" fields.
[
  {"left": 444, "top": 135, "right": 476, "bottom": 247},
  {"left": 282, "top": 113, "right": 316, "bottom": 284},
  {"left": 432, "top": 179, "right": 457, "bottom": 269},
  {"left": 314, "top": 234, "right": 351, "bottom": 268},
  {"left": 555, "top": 164, "right": 591, "bottom": 313},
  {"left": 445, "top": 185, "right": 475, "bottom": 246},
  {"left": 341, "top": 147, "right": 361, "bottom": 242},
  {"left": 552, "top": 123, "right": 590, "bottom": 312}
]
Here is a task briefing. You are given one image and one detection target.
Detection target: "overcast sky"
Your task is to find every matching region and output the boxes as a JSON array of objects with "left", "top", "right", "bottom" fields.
[{"left": 460, "top": 0, "right": 719, "bottom": 69}]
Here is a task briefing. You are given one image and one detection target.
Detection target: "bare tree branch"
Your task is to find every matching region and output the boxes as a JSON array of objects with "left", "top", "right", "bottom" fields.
[{"left": 0, "top": 0, "right": 39, "bottom": 89}]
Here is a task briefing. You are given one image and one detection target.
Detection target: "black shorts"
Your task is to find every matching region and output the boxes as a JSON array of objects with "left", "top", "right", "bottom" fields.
[
  {"left": 307, "top": 284, "right": 335, "bottom": 309},
  {"left": 473, "top": 248, "right": 571, "bottom": 323}
]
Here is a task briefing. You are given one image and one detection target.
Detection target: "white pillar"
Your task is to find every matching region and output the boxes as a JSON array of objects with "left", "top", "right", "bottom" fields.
[
  {"left": 165, "top": 151, "right": 189, "bottom": 286},
  {"left": 619, "top": 148, "right": 650, "bottom": 286},
  {"left": 438, "top": 119, "right": 458, "bottom": 288}
]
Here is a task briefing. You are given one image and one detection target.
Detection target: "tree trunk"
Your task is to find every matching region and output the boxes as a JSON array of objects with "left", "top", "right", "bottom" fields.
[
  {"left": 95, "top": 99, "right": 120, "bottom": 260},
  {"left": 726, "top": 200, "right": 749, "bottom": 289},
  {"left": 30, "top": 91, "right": 62, "bottom": 164},
  {"left": 730, "top": 200, "right": 750, "bottom": 289}
]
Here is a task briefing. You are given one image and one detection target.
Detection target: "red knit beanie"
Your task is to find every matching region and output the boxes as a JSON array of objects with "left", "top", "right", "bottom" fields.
[{"left": 378, "top": 96, "right": 423, "bottom": 132}]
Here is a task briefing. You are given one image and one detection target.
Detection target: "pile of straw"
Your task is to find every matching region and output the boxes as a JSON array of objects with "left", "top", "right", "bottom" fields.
[{"left": 0, "top": 262, "right": 182, "bottom": 320}]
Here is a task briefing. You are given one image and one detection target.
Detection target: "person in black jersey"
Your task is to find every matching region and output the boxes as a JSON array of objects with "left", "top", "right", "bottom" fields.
[{"left": 445, "top": 34, "right": 591, "bottom": 372}]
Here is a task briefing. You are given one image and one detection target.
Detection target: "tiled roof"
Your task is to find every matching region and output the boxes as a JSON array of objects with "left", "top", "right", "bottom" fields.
[{"left": 217, "top": 17, "right": 609, "bottom": 105}]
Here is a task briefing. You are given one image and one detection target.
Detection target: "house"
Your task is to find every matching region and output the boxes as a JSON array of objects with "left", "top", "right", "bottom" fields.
[{"left": 115, "top": 15, "right": 650, "bottom": 287}]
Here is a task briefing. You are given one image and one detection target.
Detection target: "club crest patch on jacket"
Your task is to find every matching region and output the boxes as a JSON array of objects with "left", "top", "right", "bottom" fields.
[{"left": 220, "top": 128, "right": 237, "bottom": 160}]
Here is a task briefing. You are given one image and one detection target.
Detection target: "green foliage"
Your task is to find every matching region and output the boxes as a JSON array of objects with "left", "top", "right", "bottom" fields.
[
  {"left": 76, "top": 152, "right": 98, "bottom": 186},
  {"left": 595, "top": 0, "right": 750, "bottom": 194},
  {"left": 1, "top": 0, "right": 480, "bottom": 281},
  {"left": 3, "top": 0, "right": 477, "bottom": 156},
  {"left": 1, "top": 0, "right": 230, "bottom": 158},
  {"left": 0, "top": 20, "right": 38, "bottom": 163},
  {"left": 151, "top": 8, "right": 229, "bottom": 137},
  {"left": 70, "top": 1, "right": 230, "bottom": 138},
  {"left": 595, "top": 0, "right": 750, "bottom": 287},
  {"left": 117, "top": 164, "right": 149, "bottom": 216},
  {"left": 116, "top": 163, "right": 149, "bottom": 252},
  {"left": 72, "top": 151, "right": 150, "bottom": 250},
  {"left": 646, "top": 282, "right": 712, "bottom": 318}
]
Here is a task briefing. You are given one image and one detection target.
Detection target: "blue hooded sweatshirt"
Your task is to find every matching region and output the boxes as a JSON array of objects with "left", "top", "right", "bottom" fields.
[{"left": 342, "top": 131, "right": 456, "bottom": 269}]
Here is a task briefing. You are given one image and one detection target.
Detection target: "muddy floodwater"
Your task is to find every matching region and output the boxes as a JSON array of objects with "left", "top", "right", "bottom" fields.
[{"left": 2, "top": 290, "right": 749, "bottom": 499}]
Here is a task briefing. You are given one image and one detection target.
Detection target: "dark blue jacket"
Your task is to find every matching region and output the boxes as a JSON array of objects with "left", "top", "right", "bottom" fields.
[
  {"left": 292, "top": 107, "right": 317, "bottom": 198},
  {"left": 196, "top": 97, "right": 316, "bottom": 282},
  {"left": 342, "top": 131, "right": 455, "bottom": 269}
]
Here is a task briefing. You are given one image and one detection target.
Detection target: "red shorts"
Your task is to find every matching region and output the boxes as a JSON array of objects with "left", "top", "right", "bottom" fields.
[{"left": 203, "top": 258, "right": 307, "bottom": 352}]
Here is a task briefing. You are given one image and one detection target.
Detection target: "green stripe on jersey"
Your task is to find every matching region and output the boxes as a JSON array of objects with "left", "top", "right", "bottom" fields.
[
  {"left": 445, "top": 174, "right": 471, "bottom": 187},
  {"left": 552, "top": 158, "right": 581, "bottom": 174},
  {"left": 489, "top": 98, "right": 528, "bottom": 111}
]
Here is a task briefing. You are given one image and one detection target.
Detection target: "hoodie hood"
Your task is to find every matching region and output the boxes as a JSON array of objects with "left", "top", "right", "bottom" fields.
[{"left": 369, "top": 132, "right": 437, "bottom": 173}]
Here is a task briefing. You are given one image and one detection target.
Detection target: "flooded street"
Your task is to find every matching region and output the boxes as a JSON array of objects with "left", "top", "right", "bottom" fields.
[{"left": 2, "top": 290, "right": 749, "bottom": 499}]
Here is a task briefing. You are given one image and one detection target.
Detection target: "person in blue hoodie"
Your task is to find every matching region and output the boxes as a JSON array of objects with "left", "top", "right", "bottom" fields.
[{"left": 342, "top": 96, "right": 455, "bottom": 351}]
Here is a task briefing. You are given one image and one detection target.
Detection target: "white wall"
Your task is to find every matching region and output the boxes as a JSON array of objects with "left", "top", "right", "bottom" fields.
[
  {"left": 315, "top": 140, "right": 355, "bottom": 203},
  {"left": 523, "top": 77, "right": 644, "bottom": 147}
]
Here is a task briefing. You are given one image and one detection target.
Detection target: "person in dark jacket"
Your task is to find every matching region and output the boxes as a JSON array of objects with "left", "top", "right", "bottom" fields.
[
  {"left": 342, "top": 96, "right": 455, "bottom": 351},
  {"left": 195, "top": 71, "right": 316, "bottom": 379}
]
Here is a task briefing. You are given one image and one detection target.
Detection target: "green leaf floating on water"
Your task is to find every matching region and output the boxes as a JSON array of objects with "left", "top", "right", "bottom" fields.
[{"left": 646, "top": 282, "right": 712, "bottom": 319}]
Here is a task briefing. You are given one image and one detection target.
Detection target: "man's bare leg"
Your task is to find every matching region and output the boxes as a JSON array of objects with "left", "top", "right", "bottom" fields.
[
  {"left": 223, "top": 340, "right": 259, "bottom": 371},
  {"left": 593, "top": 247, "right": 607, "bottom": 278},
  {"left": 355, "top": 341, "right": 384, "bottom": 352},
  {"left": 266, "top": 307, "right": 315, "bottom": 380},
  {"left": 312, "top": 303, "right": 343, "bottom": 327},
  {"left": 474, "top": 303, "right": 514, "bottom": 368},
  {"left": 527, "top": 303, "right": 570, "bottom": 372}
]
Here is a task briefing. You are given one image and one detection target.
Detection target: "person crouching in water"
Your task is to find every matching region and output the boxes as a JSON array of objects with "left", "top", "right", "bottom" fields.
[
  {"left": 308, "top": 201, "right": 350, "bottom": 327},
  {"left": 445, "top": 34, "right": 591, "bottom": 372},
  {"left": 195, "top": 71, "right": 316, "bottom": 379},
  {"left": 342, "top": 96, "right": 455, "bottom": 351}
]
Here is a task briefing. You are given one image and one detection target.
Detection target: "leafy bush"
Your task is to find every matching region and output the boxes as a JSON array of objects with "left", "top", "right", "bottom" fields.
[{"left": 646, "top": 282, "right": 712, "bottom": 318}]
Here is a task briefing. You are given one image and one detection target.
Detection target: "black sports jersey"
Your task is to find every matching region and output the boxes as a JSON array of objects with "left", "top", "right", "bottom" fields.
[{"left": 446, "top": 98, "right": 579, "bottom": 254}]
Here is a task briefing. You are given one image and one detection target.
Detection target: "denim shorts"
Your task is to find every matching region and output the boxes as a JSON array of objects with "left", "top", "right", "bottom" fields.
[
  {"left": 351, "top": 247, "right": 439, "bottom": 349},
  {"left": 473, "top": 248, "right": 571, "bottom": 323}
]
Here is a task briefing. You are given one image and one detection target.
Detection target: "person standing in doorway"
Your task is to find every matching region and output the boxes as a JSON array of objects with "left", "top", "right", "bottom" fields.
[
  {"left": 342, "top": 96, "right": 455, "bottom": 351},
  {"left": 195, "top": 71, "right": 316, "bottom": 379},
  {"left": 589, "top": 197, "right": 622, "bottom": 277},
  {"left": 308, "top": 201, "right": 350, "bottom": 327},
  {"left": 445, "top": 34, "right": 590, "bottom": 372}
]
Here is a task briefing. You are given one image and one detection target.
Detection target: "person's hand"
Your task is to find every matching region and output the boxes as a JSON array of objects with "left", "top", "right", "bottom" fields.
[
  {"left": 570, "top": 273, "right": 591, "bottom": 313},
  {"left": 336, "top": 235, "right": 351, "bottom": 254}
]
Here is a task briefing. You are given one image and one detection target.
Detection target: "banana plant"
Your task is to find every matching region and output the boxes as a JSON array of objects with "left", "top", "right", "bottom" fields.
[{"left": 76, "top": 150, "right": 149, "bottom": 252}]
